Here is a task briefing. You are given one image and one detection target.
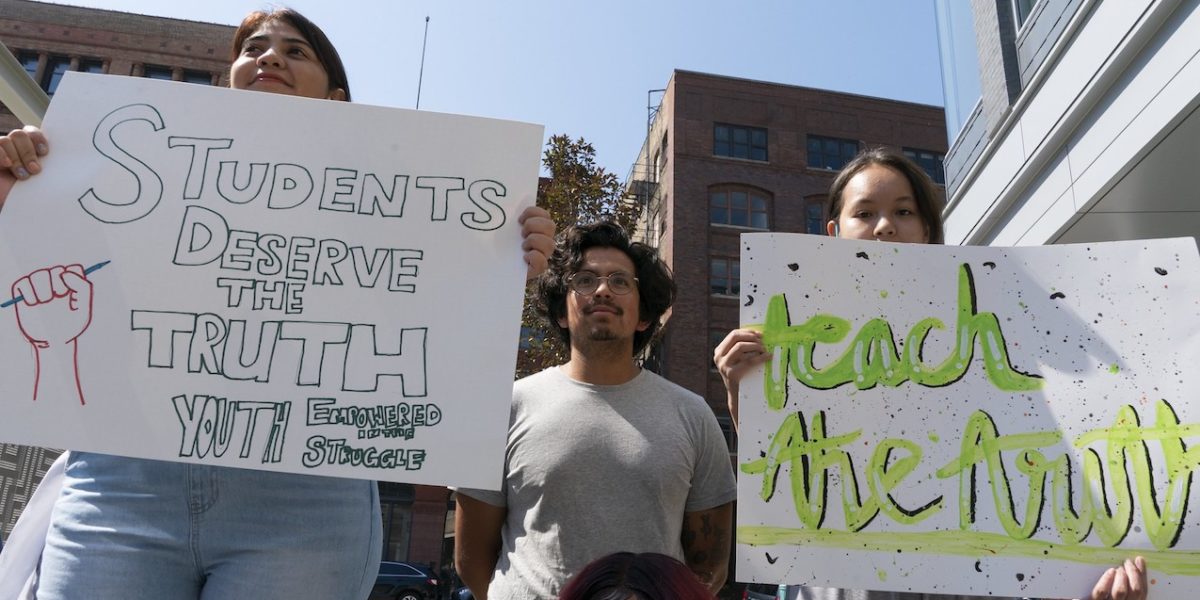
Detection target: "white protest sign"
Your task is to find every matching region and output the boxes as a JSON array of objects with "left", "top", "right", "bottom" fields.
[
  {"left": 0, "top": 73, "right": 542, "bottom": 489},
  {"left": 735, "top": 233, "right": 1200, "bottom": 599}
]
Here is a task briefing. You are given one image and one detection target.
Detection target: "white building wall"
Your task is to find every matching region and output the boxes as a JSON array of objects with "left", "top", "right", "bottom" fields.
[{"left": 944, "top": 0, "right": 1200, "bottom": 246}]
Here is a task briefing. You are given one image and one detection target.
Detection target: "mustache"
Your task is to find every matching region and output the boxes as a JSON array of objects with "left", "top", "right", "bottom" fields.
[{"left": 584, "top": 300, "right": 623, "bottom": 315}]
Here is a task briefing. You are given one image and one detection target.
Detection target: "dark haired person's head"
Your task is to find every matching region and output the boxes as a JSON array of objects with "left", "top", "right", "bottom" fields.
[
  {"left": 537, "top": 221, "right": 675, "bottom": 358},
  {"left": 558, "top": 552, "right": 713, "bottom": 600},
  {"left": 826, "top": 147, "right": 944, "bottom": 245},
  {"left": 230, "top": 7, "right": 351, "bottom": 101}
]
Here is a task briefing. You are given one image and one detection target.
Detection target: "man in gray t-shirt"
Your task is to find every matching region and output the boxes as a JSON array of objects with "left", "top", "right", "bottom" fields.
[{"left": 455, "top": 222, "right": 737, "bottom": 600}]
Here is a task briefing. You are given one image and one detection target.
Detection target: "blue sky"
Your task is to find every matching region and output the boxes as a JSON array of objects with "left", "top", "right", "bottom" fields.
[{"left": 51, "top": 0, "right": 946, "bottom": 177}]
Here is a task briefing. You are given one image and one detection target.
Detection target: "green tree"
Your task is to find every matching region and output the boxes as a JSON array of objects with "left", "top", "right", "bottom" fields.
[{"left": 516, "top": 134, "right": 642, "bottom": 378}]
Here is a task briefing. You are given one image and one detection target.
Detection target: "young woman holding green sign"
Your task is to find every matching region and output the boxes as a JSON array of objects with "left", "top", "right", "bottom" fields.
[
  {"left": 714, "top": 149, "right": 943, "bottom": 424},
  {"left": 713, "top": 148, "right": 1147, "bottom": 600},
  {"left": 0, "top": 8, "right": 554, "bottom": 599}
]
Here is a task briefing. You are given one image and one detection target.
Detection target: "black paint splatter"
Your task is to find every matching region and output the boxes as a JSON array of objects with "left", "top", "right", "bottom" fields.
[
  {"left": 855, "top": 251, "right": 870, "bottom": 260},
  {"left": 974, "top": 561, "right": 982, "bottom": 573},
  {"left": 765, "top": 552, "right": 779, "bottom": 564},
  {"left": 744, "top": 295, "right": 754, "bottom": 307},
  {"left": 1155, "top": 267, "right": 1168, "bottom": 275},
  {"left": 983, "top": 261, "right": 996, "bottom": 269},
  {"left": 1016, "top": 573, "right": 1025, "bottom": 582},
  {"left": 787, "top": 263, "right": 799, "bottom": 271},
  {"left": 1050, "top": 292, "right": 1066, "bottom": 300}
]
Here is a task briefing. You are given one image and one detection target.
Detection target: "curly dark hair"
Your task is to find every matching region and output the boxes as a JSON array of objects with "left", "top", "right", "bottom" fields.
[
  {"left": 536, "top": 221, "right": 675, "bottom": 357},
  {"left": 558, "top": 552, "right": 714, "bottom": 600}
]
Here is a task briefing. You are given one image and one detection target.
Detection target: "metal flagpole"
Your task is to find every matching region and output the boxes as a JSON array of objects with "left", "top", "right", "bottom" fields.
[{"left": 415, "top": 16, "right": 430, "bottom": 110}]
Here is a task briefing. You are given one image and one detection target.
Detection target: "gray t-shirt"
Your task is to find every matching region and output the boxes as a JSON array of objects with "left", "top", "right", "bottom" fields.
[{"left": 458, "top": 366, "right": 737, "bottom": 600}]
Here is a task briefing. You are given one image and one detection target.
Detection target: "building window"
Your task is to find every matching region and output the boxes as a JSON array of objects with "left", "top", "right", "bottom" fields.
[
  {"left": 717, "top": 413, "right": 735, "bottom": 451},
  {"left": 43, "top": 56, "right": 71, "bottom": 95},
  {"left": 710, "top": 257, "right": 740, "bottom": 296},
  {"left": 708, "top": 330, "right": 728, "bottom": 366},
  {"left": 658, "top": 132, "right": 668, "bottom": 174},
  {"left": 805, "top": 202, "right": 825, "bottom": 235},
  {"left": 710, "top": 186, "right": 769, "bottom": 229},
  {"left": 903, "top": 148, "right": 946, "bottom": 185},
  {"left": 648, "top": 201, "right": 668, "bottom": 243},
  {"left": 934, "top": 0, "right": 983, "bottom": 142},
  {"left": 183, "top": 70, "right": 213, "bottom": 85},
  {"left": 806, "top": 135, "right": 858, "bottom": 171},
  {"left": 16, "top": 53, "right": 107, "bottom": 95},
  {"left": 143, "top": 65, "right": 174, "bottom": 80},
  {"left": 78, "top": 59, "right": 105, "bottom": 74},
  {"left": 714, "top": 123, "right": 767, "bottom": 161},
  {"left": 1012, "top": 0, "right": 1038, "bottom": 28},
  {"left": 17, "top": 51, "right": 39, "bottom": 81},
  {"left": 379, "top": 499, "right": 412, "bottom": 561}
]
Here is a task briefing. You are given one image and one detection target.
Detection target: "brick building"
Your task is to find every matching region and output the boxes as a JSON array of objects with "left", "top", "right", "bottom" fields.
[
  {"left": 626, "top": 70, "right": 947, "bottom": 445},
  {"left": 0, "top": 0, "right": 449, "bottom": 569},
  {"left": 0, "top": 0, "right": 232, "bottom": 131}
]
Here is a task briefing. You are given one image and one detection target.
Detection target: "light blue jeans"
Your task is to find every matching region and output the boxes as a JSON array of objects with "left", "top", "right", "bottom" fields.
[{"left": 37, "top": 452, "right": 381, "bottom": 599}]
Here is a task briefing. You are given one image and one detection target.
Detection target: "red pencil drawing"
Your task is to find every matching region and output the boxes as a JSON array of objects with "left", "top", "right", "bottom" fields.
[{"left": 11, "top": 264, "right": 95, "bottom": 405}]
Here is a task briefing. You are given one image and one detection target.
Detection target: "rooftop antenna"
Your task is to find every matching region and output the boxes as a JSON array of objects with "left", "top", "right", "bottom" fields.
[{"left": 415, "top": 16, "right": 430, "bottom": 109}]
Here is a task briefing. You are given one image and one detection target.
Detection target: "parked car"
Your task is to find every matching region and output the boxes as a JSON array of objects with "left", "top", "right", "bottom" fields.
[{"left": 368, "top": 561, "right": 439, "bottom": 600}]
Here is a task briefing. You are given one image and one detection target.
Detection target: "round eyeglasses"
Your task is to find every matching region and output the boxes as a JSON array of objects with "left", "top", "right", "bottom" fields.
[{"left": 567, "top": 271, "right": 639, "bottom": 295}]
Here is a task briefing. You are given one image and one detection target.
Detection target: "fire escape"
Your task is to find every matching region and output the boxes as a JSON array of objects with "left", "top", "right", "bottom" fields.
[{"left": 624, "top": 89, "right": 666, "bottom": 247}]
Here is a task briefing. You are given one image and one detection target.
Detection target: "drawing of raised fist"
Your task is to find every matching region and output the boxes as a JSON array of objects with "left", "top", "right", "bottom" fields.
[{"left": 11, "top": 264, "right": 94, "bottom": 404}]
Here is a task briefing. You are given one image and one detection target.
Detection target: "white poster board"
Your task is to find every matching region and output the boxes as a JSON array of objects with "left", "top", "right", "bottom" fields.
[
  {"left": 736, "top": 233, "right": 1200, "bottom": 599},
  {"left": 0, "top": 73, "right": 543, "bottom": 489}
]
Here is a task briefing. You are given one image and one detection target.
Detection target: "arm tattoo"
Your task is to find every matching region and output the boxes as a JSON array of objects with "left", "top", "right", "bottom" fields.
[{"left": 682, "top": 510, "right": 730, "bottom": 584}]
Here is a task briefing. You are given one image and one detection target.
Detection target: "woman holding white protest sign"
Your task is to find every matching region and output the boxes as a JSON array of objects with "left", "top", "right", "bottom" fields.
[
  {"left": 0, "top": 7, "right": 554, "bottom": 599},
  {"left": 713, "top": 148, "right": 1146, "bottom": 600}
]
